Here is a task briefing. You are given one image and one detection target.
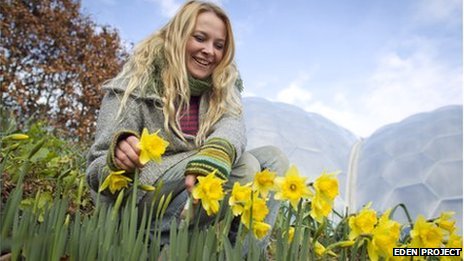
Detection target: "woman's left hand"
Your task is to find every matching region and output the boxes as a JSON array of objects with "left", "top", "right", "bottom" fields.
[
  {"left": 185, "top": 174, "right": 197, "bottom": 193},
  {"left": 185, "top": 174, "right": 200, "bottom": 204}
]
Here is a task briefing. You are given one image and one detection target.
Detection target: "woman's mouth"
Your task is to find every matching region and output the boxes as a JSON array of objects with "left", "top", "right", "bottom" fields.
[{"left": 193, "top": 57, "right": 211, "bottom": 67}]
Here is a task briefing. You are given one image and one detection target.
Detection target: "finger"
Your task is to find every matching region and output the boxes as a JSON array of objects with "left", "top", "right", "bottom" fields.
[
  {"left": 185, "top": 179, "right": 193, "bottom": 193},
  {"left": 115, "top": 148, "right": 136, "bottom": 171},
  {"left": 115, "top": 157, "right": 134, "bottom": 173},
  {"left": 115, "top": 152, "right": 135, "bottom": 171},
  {"left": 117, "top": 140, "right": 143, "bottom": 168},
  {"left": 126, "top": 136, "right": 141, "bottom": 154},
  {"left": 185, "top": 175, "right": 197, "bottom": 193},
  {"left": 118, "top": 140, "right": 139, "bottom": 163},
  {"left": 114, "top": 157, "right": 124, "bottom": 169},
  {"left": 123, "top": 137, "right": 144, "bottom": 168}
]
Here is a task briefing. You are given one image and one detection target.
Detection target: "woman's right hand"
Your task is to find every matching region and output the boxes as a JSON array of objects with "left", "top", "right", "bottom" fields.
[{"left": 114, "top": 135, "right": 144, "bottom": 173}]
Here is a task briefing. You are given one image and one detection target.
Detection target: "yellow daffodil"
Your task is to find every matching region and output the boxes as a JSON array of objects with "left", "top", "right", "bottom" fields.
[
  {"left": 192, "top": 170, "right": 226, "bottom": 216},
  {"left": 252, "top": 221, "right": 271, "bottom": 240},
  {"left": 446, "top": 233, "right": 463, "bottom": 248},
  {"left": 313, "top": 170, "right": 339, "bottom": 201},
  {"left": 441, "top": 233, "right": 463, "bottom": 261},
  {"left": 310, "top": 194, "right": 332, "bottom": 223},
  {"left": 287, "top": 226, "right": 295, "bottom": 243},
  {"left": 314, "top": 241, "right": 326, "bottom": 256},
  {"left": 410, "top": 215, "right": 443, "bottom": 248},
  {"left": 274, "top": 165, "right": 312, "bottom": 210},
  {"left": 252, "top": 168, "right": 277, "bottom": 198},
  {"left": 99, "top": 170, "right": 132, "bottom": 194},
  {"left": 348, "top": 204, "right": 377, "bottom": 240},
  {"left": 241, "top": 195, "right": 269, "bottom": 228},
  {"left": 138, "top": 128, "right": 169, "bottom": 164},
  {"left": 314, "top": 241, "right": 337, "bottom": 257},
  {"left": 367, "top": 210, "right": 401, "bottom": 261},
  {"left": 434, "top": 211, "right": 456, "bottom": 234},
  {"left": 229, "top": 182, "right": 252, "bottom": 216}
]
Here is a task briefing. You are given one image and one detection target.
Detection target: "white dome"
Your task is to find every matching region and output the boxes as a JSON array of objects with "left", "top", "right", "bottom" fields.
[
  {"left": 351, "top": 105, "right": 462, "bottom": 230},
  {"left": 243, "top": 97, "right": 358, "bottom": 209},
  {"left": 243, "top": 97, "right": 462, "bottom": 230}
]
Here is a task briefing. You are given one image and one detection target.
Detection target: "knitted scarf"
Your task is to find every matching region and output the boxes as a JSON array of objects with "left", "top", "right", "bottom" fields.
[
  {"left": 189, "top": 76, "right": 213, "bottom": 96},
  {"left": 188, "top": 76, "right": 244, "bottom": 95}
]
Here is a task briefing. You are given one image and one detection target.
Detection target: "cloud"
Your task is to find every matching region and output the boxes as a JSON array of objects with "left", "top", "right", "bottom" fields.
[
  {"left": 273, "top": 35, "right": 462, "bottom": 138},
  {"left": 242, "top": 90, "right": 257, "bottom": 97},
  {"left": 306, "top": 96, "right": 360, "bottom": 134},
  {"left": 274, "top": 73, "right": 364, "bottom": 135},
  {"left": 364, "top": 47, "right": 461, "bottom": 120},
  {"left": 241, "top": 80, "right": 267, "bottom": 97},
  {"left": 329, "top": 36, "right": 458, "bottom": 137},
  {"left": 276, "top": 73, "right": 313, "bottom": 106}
]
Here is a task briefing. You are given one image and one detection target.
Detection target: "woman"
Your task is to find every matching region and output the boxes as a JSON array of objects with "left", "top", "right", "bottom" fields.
[{"left": 86, "top": 0, "right": 288, "bottom": 247}]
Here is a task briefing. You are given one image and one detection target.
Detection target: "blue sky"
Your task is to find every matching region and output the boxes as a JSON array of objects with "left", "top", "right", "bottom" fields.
[{"left": 80, "top": 0, "right": 462, "bottom": 137}]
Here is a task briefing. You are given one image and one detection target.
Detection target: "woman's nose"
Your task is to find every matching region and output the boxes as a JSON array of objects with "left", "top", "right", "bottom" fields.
[{"left": 201, "top": 42, "right": 214, "bottom": 55}]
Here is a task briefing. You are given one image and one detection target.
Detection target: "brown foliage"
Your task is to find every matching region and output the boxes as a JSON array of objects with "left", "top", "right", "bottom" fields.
[{"left": 1, "top": 0, "right": 128, "bottom": 142}]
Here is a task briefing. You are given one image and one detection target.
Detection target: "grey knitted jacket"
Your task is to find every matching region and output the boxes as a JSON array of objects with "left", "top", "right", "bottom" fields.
[{"left": 86, "top": 81, "right": 246, "bottom": 203}]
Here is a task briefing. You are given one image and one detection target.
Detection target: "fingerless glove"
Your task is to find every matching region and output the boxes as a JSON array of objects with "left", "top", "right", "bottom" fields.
[
  {"left": 107, "top": 130, "right": 139, "bottom": 171},
  {"left": 185, "top": 137, "right": 235, "bottom": 180}
]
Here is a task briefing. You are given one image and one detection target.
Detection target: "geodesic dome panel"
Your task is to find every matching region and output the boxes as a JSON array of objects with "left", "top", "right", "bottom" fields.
[
  {"left": 243, "top": 97, "right": 358, "bottom": 209},
  {"left": 243, "top": 98, "right": 462, "bottom": 229},
  {"left": 350, "top": 105, "right": 463, "bottom": 230}
]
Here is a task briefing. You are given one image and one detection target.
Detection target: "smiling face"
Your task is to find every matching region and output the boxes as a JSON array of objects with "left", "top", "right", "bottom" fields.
[{"left": 186, "top": 11, "right": 226, "bottom": 79}]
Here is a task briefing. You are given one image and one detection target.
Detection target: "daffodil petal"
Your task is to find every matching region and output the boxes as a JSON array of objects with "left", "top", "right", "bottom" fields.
[
  {"left": 139, "top": 151, "right": 150, "bottom": 165},
  {"left": 99, "top": 175, "right": 111, "bottom": 192}
]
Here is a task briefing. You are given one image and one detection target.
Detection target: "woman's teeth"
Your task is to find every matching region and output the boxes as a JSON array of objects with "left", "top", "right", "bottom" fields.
[{"left": 194, "top": 57, "right": 210, "bottom": 66}]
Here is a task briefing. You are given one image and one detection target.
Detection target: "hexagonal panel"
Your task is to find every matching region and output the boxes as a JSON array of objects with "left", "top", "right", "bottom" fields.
[
  {"left": 425, "top": 160, "right": 463, "bottom": 198},
  {"left": 423, "top": 133, "right": 463, "bottom": 161},
  {"left": 381, "top": 153, "right": 434, "bottom": 187},
  {"left": 386, "top": 184, "right": 439, "bottom": 224},
  {"left": 353, "top": 175, "right": 393, "bottom": 212},
  {"left": 357, "top": 150, "right": 393, "bottom": 181}
]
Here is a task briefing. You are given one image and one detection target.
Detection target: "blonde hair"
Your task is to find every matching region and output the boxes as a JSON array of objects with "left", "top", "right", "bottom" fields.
[{"left": 108, "top": 1, "right": 242, "bottom": 146}]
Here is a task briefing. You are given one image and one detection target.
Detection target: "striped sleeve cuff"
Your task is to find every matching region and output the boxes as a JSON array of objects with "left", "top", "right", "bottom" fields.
[{"left": 185, "top": 137, "right": 235, "bottom": 180}]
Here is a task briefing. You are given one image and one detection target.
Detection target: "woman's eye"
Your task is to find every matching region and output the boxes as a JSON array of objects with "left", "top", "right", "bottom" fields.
[
  {"left": 194, "top": 35, "right": 204, "bottom": 42},
  {"left": 215, "top": 43, "right": 224, "bottom": 50}
]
